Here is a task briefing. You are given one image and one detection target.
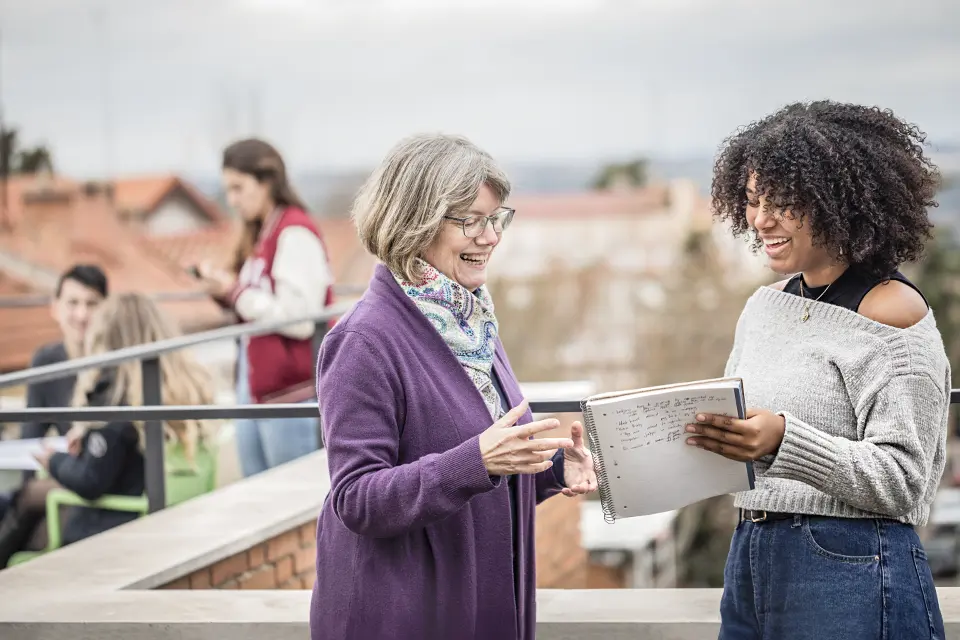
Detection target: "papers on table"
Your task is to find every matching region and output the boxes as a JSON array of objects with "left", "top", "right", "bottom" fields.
[{"left": 0, "top": 437, "right": 68, "bottom": 470}]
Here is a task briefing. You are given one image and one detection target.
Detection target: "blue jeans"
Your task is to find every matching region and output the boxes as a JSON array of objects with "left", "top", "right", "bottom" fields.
[
  {"left": 234, "top": 344, "right": 320, "bottom": 478},
  {"left": 720, "top": 515, "right": 944, "bottom": 639}
]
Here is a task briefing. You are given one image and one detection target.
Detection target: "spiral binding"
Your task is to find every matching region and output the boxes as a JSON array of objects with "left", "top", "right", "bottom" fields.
[{"left": 581, "top": 399, "right": 617, "bottom": 524}]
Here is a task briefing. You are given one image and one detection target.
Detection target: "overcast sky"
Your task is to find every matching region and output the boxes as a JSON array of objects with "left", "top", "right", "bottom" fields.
[{"left": 1, "top": 0, "right": 958, "bottom": 178}]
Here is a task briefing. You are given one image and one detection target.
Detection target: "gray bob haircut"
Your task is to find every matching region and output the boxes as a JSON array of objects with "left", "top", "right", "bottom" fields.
[{"left": 351, "top": 133, "right": 511, "bottom": 282}]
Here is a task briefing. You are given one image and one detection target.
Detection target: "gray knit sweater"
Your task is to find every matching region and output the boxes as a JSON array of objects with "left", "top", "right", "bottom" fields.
[{"left": 726, "top": 285, "right": 952, "bottom": 526}]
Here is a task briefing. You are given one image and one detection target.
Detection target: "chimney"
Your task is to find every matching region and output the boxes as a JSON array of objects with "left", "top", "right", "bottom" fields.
[
  {"left": 82, "top": 180, "right": 115, "bottom": 205},
  {"left": 72, "top": 180, "right": 118, "bottom": 249},
  {"left": 21, "top": 178, "right": 76, "bottom": 248}
]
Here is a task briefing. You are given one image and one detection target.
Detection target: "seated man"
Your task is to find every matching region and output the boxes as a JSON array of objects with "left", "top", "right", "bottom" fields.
[{"left": 20, "top": 264, "right": 108, "bottom": 447}]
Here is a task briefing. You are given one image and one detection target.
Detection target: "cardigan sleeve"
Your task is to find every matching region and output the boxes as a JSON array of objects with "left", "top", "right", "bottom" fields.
[
  {"left": 48, "top": 423, "right": 138, "bottom": 501},
  {"left": 534, "top": 450, "right": 565, "bottom": 503},
  {"left": 319, "top": 329, "right": 499, "bottom": 538}
]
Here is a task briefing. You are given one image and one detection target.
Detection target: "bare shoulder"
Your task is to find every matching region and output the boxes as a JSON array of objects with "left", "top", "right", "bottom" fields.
[{"left": 859, "top": 280, "right": 928, "bottom": 329}]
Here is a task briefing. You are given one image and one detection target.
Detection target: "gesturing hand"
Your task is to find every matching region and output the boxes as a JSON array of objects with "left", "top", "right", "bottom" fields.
[
  {"left": 479, "top": 400, "right": 574, "bottom": 476},
  {"left": 684, "top": 408, "right": 786, "bottom": 461},
  {"left": 561, "top": 421, "right": 597, "bottom": 497}
]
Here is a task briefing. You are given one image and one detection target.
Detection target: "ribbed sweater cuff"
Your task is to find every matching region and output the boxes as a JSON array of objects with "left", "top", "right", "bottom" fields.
[
  {"left": 764, "top": 411, "right": 841, "bottom": 490},
  {"left": 432, "top": 436, "right": 499, "bottom": 503}
]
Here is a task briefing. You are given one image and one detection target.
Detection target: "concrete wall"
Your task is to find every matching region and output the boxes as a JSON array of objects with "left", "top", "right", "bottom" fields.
[
  {"left": 4, "top": 450, "right": 960, "bottom": 639},
  {"left": 157, "top": 464, "right": 586, "bottom": 592}
]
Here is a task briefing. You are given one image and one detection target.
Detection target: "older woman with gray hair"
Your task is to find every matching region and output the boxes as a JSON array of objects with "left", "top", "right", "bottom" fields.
[{"left": 309, "top": 134, "right": 597, "bottom": 640}]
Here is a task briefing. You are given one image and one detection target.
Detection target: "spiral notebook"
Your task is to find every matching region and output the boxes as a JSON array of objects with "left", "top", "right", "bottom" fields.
[{"left": 582, "top": 377, "right": 755, "bottom": 523}]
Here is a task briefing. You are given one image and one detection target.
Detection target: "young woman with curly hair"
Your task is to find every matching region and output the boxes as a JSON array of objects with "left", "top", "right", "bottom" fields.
[{"left": 685, "top": 101, "right": 951, "bottom": 639}]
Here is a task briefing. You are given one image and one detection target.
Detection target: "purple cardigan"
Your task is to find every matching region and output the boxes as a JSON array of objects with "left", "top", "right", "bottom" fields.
[{"left": 310, "top": 264, "right": 566, "bottom": 640}]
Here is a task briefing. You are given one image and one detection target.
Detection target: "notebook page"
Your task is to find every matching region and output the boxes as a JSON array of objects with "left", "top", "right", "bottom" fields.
[
  {"left": 588, "top": 381, "right": 752, "bottom": 518},
  {"left": 0, "top": 437, "right": 68, "bottom": 470}
]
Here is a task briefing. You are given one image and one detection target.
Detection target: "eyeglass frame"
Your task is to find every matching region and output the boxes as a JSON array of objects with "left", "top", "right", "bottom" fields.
[{"left": 443, "top": 207, "right": 516, "bottom": 238}]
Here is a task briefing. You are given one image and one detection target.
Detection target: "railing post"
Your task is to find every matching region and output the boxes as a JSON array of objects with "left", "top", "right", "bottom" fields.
[{"left": 141, "top": 357, "right": 166, "bottom": 513}]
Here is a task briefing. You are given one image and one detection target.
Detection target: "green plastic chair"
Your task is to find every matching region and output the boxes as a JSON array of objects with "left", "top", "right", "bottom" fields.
[{"left": 7, "top": 442, "right": 217, "bottom": 567}]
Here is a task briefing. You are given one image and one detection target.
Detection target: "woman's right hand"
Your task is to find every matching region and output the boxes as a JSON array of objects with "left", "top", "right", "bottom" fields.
[
  {"left": 478, "top": 400, "right": 573, "bottom": 476},
  {"left": 195, "top": 261, "right": 234, "bottom": 298},
  {"left": 66, "top": 424, "right": 87, "bottom": 456}
]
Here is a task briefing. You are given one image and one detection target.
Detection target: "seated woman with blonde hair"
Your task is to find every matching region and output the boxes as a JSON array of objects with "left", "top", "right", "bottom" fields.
[{"left": 0, "top": 293, "right": 215, "bottom": 567}]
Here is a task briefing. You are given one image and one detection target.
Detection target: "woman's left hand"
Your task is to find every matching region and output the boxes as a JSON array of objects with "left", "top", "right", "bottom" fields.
[
  {"left": 561, "top": 421, "right": 598, "bottom": 497},
  {"left": 685, "top": 408, "right": 786, "bottom": 461}
]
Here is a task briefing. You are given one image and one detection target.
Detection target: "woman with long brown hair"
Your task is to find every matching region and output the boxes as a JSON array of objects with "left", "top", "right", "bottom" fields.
[{"left": 197, "top": 138, "right": 334, "bottom": 477}]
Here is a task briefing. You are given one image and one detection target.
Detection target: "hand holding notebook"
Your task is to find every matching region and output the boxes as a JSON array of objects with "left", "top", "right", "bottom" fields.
[
  {"left": 581, "top": 377, "right": 755, "bottom": 522},
  {"left": 685, "top": 407, "right": 786, "bottom": 461}
]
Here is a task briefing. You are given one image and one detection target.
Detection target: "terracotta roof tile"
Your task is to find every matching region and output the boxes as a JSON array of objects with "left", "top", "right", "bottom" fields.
[
  {"left": 0, "top": 307, "right": 61, "bottom": 371},
  {"left": 146, "top": 222, "right": 241, "bottom": 271},
  {"left": 0, "top": 175, "right": 227, "bottom": 372},
  {"left": 0, "top": 174, "right": 79, "bottom": 228},
  {"left": 112, "top": 174, "right": 226, "bottom": 223},
  {"left": 315, "top": 218, "right": 377, "bottom": 288},
  {"left": 143, "top": 216, "right": 376, "bottom": 289},
  {"left": 0, "top": 270, "right": 37, "bottom": 296}
]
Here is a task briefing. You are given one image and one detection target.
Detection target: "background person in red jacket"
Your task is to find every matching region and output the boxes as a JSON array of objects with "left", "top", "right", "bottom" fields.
[{"left": 197, "top": 138, "right": 334, "bottom": 477}]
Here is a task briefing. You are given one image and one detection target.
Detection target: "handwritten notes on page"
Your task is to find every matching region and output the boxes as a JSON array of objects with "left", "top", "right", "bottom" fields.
[{"left": 585, "top": 378, "right": 753, "bottom": 520}]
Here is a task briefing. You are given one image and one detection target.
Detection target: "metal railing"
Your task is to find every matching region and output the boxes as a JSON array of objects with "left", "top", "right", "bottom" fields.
[
  {"left": 0, "top": 285, "right": 367, "bottom": 309},
  {"left": 0, "top": 302, "right": 354, "bottom": 512},
  {"left": 0, "top": 301, "right": 957, "bottom": 513}
]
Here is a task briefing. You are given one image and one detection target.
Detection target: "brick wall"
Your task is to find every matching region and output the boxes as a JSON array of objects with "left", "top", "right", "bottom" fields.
[
  {"left": 161, "top": 415, "right": 589, "bottom": 592},
  {"left": 160, "top": 522, "right": 316, "bottom": 590},
  {"left": 535, "top": 494, "right": 587, "bottom": 588},
  {"left": 586, "top": 562, "right": 628, "bottom": 589},
  {"left": 160, "top": 497, "right": 585, "bottom": 592},
  {"left": 534, "top": 413, "right": 590, "bottom": 588}
]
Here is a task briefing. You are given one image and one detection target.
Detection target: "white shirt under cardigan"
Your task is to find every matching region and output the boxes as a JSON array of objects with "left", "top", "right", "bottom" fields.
[{"left": 725, "top": 285, "right": 951, "bottom": 526}]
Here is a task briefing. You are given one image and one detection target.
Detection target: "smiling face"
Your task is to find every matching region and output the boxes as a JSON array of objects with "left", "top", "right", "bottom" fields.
[
  {"left": 745, "top": 172, "right": 838, "bottom": 280},
  {"left": 51, "top": 278, "right": 104, "bottom": 350},
  {"left": 422, "top": 183, "right": 504, "bottom": 291}
]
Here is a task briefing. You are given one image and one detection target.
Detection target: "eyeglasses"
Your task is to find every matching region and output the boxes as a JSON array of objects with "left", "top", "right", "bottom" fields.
[{"left": 444, "top": 208, "right": 515, "bottom": 239}]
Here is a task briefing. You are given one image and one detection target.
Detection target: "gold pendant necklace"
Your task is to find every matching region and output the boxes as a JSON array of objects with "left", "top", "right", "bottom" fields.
[{"left": 799, "top": 278, "right": 832, "bottom": 322}]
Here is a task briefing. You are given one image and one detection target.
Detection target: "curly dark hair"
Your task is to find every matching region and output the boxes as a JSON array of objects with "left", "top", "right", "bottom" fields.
[{"left": 711, "top": 100, "right": 941, "bottom": 278}]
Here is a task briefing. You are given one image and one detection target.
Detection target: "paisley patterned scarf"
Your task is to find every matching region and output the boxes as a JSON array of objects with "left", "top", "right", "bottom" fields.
[{"left": 393, "top": 259, "right": 503, "bottom": 420}]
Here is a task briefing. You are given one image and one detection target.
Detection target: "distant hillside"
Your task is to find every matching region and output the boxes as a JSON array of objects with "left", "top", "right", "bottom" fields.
[
  {"left": 188, "top": 155, "right": 716, "bottom": 203},
  {"left": 501, "top": 156, "right": 715, "bottom": 195},
  {"left": 186, "top": 150, "right": 957, "bottom": 237}
]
